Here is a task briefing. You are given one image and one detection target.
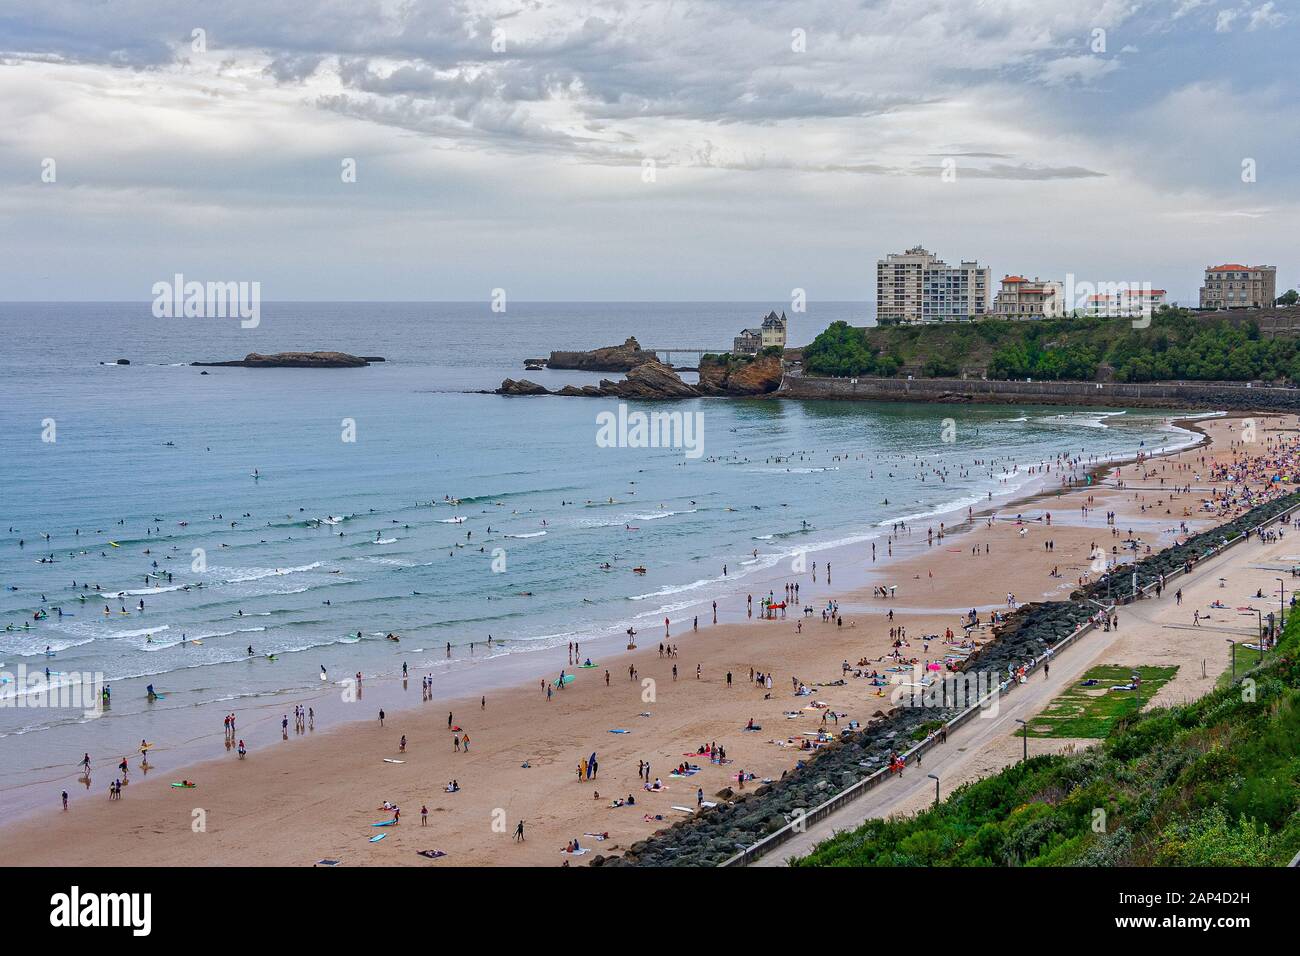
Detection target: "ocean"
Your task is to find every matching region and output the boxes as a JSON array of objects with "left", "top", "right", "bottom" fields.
[{"left": 0, "top": 301, "right": 1200, "bottom": 818}]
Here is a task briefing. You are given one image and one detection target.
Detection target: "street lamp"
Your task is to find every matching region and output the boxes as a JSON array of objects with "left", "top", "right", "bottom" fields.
[
  {"left": 1276, "top": 577, "right": 1286, "bottom": 630},
  {"left": 1014, "top": 718, "right": 1027, "bottom": 763},
  {"left": 1226, "top": 637, "right": 1236, "bottom": 680},
  {"left": 927, "top": 773, "right": 940, "bottom": 809}
]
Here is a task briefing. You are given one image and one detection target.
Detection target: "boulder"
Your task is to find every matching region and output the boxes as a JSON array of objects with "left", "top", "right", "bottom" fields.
[
  {"left": 603, "top": 360, "right": 698, "bottom": 399},
  {"left": 495, "top": 378, "right": 551, "bottom": 396}
]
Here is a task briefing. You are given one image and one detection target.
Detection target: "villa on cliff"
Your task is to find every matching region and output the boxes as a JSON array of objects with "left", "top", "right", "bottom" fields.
[{"left": 733, "top": 311, "right": 788, "bottom": 354}]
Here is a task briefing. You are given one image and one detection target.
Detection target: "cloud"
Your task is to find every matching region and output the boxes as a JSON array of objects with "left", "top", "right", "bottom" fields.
[
  {"left": 1248, "top": 2, "right": 1288, "bottom": 30},
  {"left": 0, "top": 0, "right": 1294, "bottom": 300}
]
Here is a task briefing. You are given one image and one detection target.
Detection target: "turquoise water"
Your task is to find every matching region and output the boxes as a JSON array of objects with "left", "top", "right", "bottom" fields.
[{"left": 0, "top": 302, "right": 1197, "bottom": 815}]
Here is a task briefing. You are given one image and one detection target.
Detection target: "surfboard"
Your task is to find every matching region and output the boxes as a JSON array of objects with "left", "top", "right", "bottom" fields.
[
  {"left": 382, "top": 758, "right": 405, "bottom": 764},
  {"left": 170, "top": 782, "right": 195, "bottom": 789},
  {"left": 109, "top": 542, "right": 121, "bottom": 548},
  {"left": 559, "top": 674, "right": 575, "bottom": 684},
  {"left": 369, "top": 833, "right": 387, "bottom": 842},
  {"left": 372, "top": 820, "right": 397, "bottom": 827}
]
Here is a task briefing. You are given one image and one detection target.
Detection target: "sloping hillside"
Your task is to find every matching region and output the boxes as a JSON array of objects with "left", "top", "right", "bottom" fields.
[{"left": 796, "top": 615, "right": 1300, "bottom": 867}]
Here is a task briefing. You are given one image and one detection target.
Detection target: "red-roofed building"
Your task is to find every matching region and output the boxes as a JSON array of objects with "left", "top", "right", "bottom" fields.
[
  {"left": 1200, "top": 263, "right": 1276, "bottom": 310},
  {"left": 992, "top": 275, "right": 1065, "bottom": 319}
]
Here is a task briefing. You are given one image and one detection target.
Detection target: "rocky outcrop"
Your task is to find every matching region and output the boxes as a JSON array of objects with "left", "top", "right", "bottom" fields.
[
  {"left": 696, "top": 354, "right": 783, "bottom": 396},
  {"left": 497, "top": 355, "right": 785, "bottom": 400},
  {"left": 495, "top": 378, "right": 550, "bottom": 396},
  {"left": 547, "top": 337, "right": 657, "bottom": 372},
  {"left": 724, "top": 355, "right": 783, "bottom": 395},
  {"left": 191, "top": 351, "right": 379, "bottom": 368},
  {"left": 601, "top": 361, "right": 699, "bottom": 399}
]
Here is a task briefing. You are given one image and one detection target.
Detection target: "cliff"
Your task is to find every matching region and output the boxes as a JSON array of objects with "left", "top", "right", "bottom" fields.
[
  {"left": 192, "top": 351, "right": 381, "bottom": 368},
  {"left": 546, "top": 337, "right": 657, "bottom": 372}
]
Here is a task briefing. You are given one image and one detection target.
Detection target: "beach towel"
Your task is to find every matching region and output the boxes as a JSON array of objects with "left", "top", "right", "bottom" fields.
[
  {"left": 314, "top": 859, "right": 341, "bottom": 866},
  {"left": 561, "top": 847, "right": 589, "bottom": 856},
  {"left": 383, "top": 758, "right": 405, "bottom": 763},
  {"left": 583, "top": 832, "right": 609, "bottom": 841},
  {"left": 416, "top": 849, "right": 447, "bottom": 859}
]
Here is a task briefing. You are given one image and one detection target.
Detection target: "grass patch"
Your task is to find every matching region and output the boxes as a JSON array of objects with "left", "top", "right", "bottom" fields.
[
  {"left": 1023, "top": 665, "right": 1178, "bottom": 738},
  {"left": 1214, "top": 642, "right": 1266, "bottom": 690}
]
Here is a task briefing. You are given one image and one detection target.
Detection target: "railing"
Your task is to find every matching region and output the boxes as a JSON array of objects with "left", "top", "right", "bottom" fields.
[{"left": 719, "top": 496, "right": 1300, "bottom": 867}]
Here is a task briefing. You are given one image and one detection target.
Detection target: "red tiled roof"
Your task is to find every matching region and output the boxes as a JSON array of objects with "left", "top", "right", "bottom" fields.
[
  {"left": 1002, "top": 275, "right": 1028, "bottom": 283},
  {"left": 1208, "top": 264, "right": 1250, "bottom": 272}
]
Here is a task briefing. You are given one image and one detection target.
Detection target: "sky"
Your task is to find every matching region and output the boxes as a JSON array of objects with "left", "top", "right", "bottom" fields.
[{"left": 0, "top": 0, "right": 1296, "bottom": 304}]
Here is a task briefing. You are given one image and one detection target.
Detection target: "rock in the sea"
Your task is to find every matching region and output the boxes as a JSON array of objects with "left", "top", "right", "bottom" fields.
[
  {"left": 696, "top": 354, "right": 783, "bottom": 396},
  {"left": 495, "top": 378, "right": 551, "bottom": 396},
  {"left": 115, "top": 358, "right": 131, "bottom": 365},
  {"left": 547, "top": 336, "right": 657, "bottom": 372},
  {"left": 191, "top": 351, "right": 376, "bottom": 368},
  {"left": 602, "top": 360, "right": 699, "bottom": 399}
]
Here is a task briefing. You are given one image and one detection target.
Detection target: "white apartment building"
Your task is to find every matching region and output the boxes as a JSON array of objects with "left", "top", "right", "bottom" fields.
[
  {"left": 876, "top": 246, "right": 990, "bottom": 324},
  {"left": 1081, "top": 288, "right": 1167, "bottom": 318},
  {"left": 992, "top": 276, "right": 1065, "bottom": 320}
]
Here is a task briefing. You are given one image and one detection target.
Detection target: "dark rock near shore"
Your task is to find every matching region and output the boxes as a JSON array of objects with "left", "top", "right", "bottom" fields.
[
  {"left": 191, "top": 351, "right": 377, "bottom": 368},
  {"left": 602, "top": 360, "right": 699, "bottom": 399},
  {"left": 495, "top": 378, "right": 550, "bottom": 396},
  {"left": 547, "top": 336, "right": 657, "bottom": 372},
  {"left": 115, "top": 358, "right": 130, "bottom": 365}
]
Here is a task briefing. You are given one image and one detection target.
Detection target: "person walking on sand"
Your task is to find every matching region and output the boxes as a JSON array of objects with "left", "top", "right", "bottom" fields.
[
  {"left": 421, "top": 804, "right": 428, "bottom": 826},
  {"left": 514, "top": 820, "right": 525, "bottom": 842},
  {"left": 61, "top": 789, "right": 68, "bottom": 811},
  {"left": 379, "top": 708, "right": 385, "bottom": 727},
  {"left": 399, "top": 735, "right": 407, "bottom": 753}
]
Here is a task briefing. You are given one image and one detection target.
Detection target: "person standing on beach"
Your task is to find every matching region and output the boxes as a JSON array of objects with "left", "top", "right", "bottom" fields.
[
  {"left": 379, "top": 709, "right": 385, "bottom": 727},
  {"left": 514, "top": 820, "right": 525, "bottom": 842},
  {"left": 421, "top": 804, "right": 428, "bottom": 826},
  {"left": 61, "top": 790, "right": 68, "bottom": 811}
]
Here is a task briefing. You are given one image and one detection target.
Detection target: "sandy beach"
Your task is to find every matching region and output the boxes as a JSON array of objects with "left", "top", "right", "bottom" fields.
[{"left": 4, "top": 412, "right": 1294, "bottom": 867}]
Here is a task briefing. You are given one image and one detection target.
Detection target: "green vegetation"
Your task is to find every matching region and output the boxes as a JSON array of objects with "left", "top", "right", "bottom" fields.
[
  {"left": 1024, "top": 665, "right": 1178, "bottom": 738},
  {"left": 795, "top": 615, "right": 1300, "bottom": 867},
  {"left": 801, "top": 310, "right": 1300, "bottom": 384}
]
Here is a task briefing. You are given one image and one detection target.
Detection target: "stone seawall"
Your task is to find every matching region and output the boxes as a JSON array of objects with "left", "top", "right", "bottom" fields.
[{"left": 777, "top": 373, "right": 1300, "bottom": 412}]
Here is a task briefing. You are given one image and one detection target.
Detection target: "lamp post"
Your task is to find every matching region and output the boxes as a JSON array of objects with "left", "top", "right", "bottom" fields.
[
  {"left": 927, "top": 773, "right": 940, "bottom": 809},
  {"left": 1015, "top": 718, "right": 1027, "bottom": 763},
  {"left": 1276, "top": 577, "right": 1286, "bottom": 630},
  {"left": 1226, "top": 637, "right": 1236, "bottom": 680}
]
